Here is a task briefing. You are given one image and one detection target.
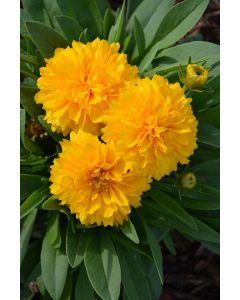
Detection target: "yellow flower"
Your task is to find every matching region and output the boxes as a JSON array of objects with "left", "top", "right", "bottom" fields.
[
  {"left": 35, "top": 38, "right": 138, "bottom": 136},
  {"left": 102, "top": 75, "right": 198, "bottom": 180},
  {"left": 185, "top": 64, "right": 208, "bottom": 89},
  {"left": 50, "top": 130, "right": 150, "bottom": 226}
]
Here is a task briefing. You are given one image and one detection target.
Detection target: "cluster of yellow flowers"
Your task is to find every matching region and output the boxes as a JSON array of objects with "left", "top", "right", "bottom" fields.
[{"left": 35, "top": 38, "right": 198, "bottom": 226}]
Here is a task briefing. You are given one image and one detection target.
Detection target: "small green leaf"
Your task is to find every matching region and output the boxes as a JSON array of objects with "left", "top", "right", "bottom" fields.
[
  {"left": 120, "top": 219, "right": 139, "bottom": 244},
  {"left": 163, "top": 232, "right": 176, "bottom": 256},
  {"left": 75, "top": 266, "right": 95, "bottom": 300},
  {"left": 142, "top": 221, "right": 164, "bottom": 284},
  {"left": 20, "top": 209, "right": 38, "bottom": 265},
  {"left": 122, "top": 34, "right": 132, "bottom": 54},
  {"left": 103, "top": 8, "right": 115, "bottom": 39},
  {"left": 41, "top": 235, "right": 69, "bottom": 300},
  {"left": 133, "top": 17, "right": 145, "bottom": 57},
  {"left": 26, "top": 21, "right": 68, "bottom": 58},
  {"left": 38, "top": 115, "right": 63, "bottom": 143},
  {"left": 108, "top": 2, "right": 125, "bottom": 43},
  {"left": 198, "top": 122, "right": 220, "bottom": 148},
  {"left": 116, "top": 245, "right": 152, "bottom": 300},
  {"left": 78, "top": 28, "right": 89, "bottom": 43},
  {"left": 20, "top": 187, "right": 49, "bottom": 219},
  {"left": 84, "top": 231, "right": 121, "bottom": 300},
  {"left": 46, "top": 212, "right": 61, "bottom": 248},
  {"left": 66, "top": 223, "right": 86, "bottom": 268},
  {"left": 54, "top": 15, "right": 83, "bottom": 43}
]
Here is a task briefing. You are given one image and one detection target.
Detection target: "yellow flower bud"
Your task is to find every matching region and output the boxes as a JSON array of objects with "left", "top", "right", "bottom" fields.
[
  {"left": 181, "top": 172, "right": 197, "bottom": 189},
  {"left": 185, "top": 64, "right": 208, "bottom": 89}
]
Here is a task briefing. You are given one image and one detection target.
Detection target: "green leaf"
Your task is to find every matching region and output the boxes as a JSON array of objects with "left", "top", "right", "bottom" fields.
[
  {"left": 56, "top": 0, "right": 103, "bottom": 38},
  {"left": 127, "top": 0, "right": 162, "bottom": 32},
  {"left": 151, "top": 0, "right": 209, "bottom": 47},
  {"left": 108, "top": 2, "right": 125, "bottom": 43},
  {"left": 59, "top": 272, "right": 73, "bottom": 300},
  {"left": 103, "top": 8, "right": 115, "bottom": 39},
  {"left": 120, "top": 219, "right": 139, "bottom": 244},
  {"left": 21, "top": 9, "right": 30, "bottom": 37},
  {"left": 142, "top": 221, "right": 163, "bottom": 284},
  {"left": 157, "top": 182, "right": 220, "bottom": 210},
  {"left": 111, "top": 232, "right": 152, "bottom": 260},
  {"left": 20, "top": 209, "right": 38, "bottom": 265},
  {"left": 198, "top": 104, "right": 220, "bottom": 129},
  {"left": 41, "top": 235, "right": 69, "bottom": 300},
  {"left": 20, "top": 174, "right": 47, "bottom": 202},
  {"left": 20, "top": 62, "right": 38, "bottom": 80},
  {"left": 148, "top": 212, "right": 219, "bottom": 244},
  {"left": 46, "top": 212, "right": 61, "bottom": 248},
  {"left": 133, "top": 17, "right": 145, "bottom": 57},
  {"left": 84, "top": 231, "right": 121, "bottom": 300},
  {"left": 42, "top": 196, "right": 61, "bottom": 210},
  {"left": 144, "top": 0, "right": 175, "bottom": 48},
  {"left": 147, "top": 187, "right": 198, "bottom": 229},
  {"left": 54, "top": 15, "right": 83, "bottom": 43},
  {"left": 139, "top": 0, "right": 210, "bottom": 73},
  {"left": 22, "top": 0, "right": 45, "bottom": 22},
  {"left": 20, "top": 187, "right": 49, "bottom": 219},
  {"left": 126, "top": 0, "right": 143, "bottom": 19},
  {"left": 66, "top": 224, "right": 86, "bottom": 268},
  {"left": 116, "top": 245, "right": 152, "bottom": 300},
  {"left": 26, "top": 21, "right": 68, "bottom": 58},
  {"left": 38, "top": 115, "right": 63, "bottom": 143},
  {"left": 75, "top": 266, "right": 95, "bottom": 300},
  {"left": 20, "top": 86, "right": 43, "bottom": 119},
  {"left": 122, "top": 34, "right": 132, "bottom": 54},
  {"left": 147, "top": 41, "right": 219, "bottom": 76},
  {"left": 163, "top": 232, "right": 176, "bottom": 255},
  {"left": 198, "top": 122, "right": 220, "bottom": 148},
  {"left": 78, "top": 28, "right": 89, "bottom": 43},
  {"left": 21, "top": 54, "right": 38, "bottom": 65},
  {"left": 96, "top": 0, "right": 110, "bottom": 17},
  {"left": 187, "top": 159, "right": 219, "bottom": 188}
]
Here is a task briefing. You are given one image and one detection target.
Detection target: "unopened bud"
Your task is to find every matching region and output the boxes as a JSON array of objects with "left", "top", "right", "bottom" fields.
[{"left": 185, "top": 64, "right": 208, "bottom": 89}]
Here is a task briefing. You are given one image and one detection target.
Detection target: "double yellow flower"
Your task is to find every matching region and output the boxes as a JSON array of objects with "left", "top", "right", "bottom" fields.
[{"left": 35, "top": 38, "right": 198, "bottom": 226}]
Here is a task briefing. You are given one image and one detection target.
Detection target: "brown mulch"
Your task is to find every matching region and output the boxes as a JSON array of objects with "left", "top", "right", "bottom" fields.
[{"left": 160, "top": 233, "right": 220, "bottom": 300}]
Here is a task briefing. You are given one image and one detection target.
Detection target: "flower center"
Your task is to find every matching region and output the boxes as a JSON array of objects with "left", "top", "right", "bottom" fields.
[
  {"left": 145, "top": 117, "right": 167, "bottom": 138},
  {"left": 89, "top": 168, "right": 110, "bottom": 192}
]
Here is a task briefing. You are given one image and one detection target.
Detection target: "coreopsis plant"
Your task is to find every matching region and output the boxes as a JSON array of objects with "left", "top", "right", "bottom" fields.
[{"left": 20, "top": 0, "right": 220, "bottom": 299}]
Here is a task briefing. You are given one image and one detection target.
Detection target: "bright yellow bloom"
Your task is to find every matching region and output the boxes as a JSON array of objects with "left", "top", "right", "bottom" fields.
[
  {"left": 35, "top": 38, "right": 138, "bottom": 136},
  {"left": 185, "top": 64, "right": 208, "bottom": 89},
  {"left": 50, "top": 130, "right": 150, "bottom": 226},
  {"left": 102, "top": 75, "right": 198, "bottom": 180}
]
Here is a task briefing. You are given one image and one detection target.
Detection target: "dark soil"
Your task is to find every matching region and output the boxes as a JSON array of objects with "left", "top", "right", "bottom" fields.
[{"left": 160, "top": 233, "right": 220, "bottom": 300}]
